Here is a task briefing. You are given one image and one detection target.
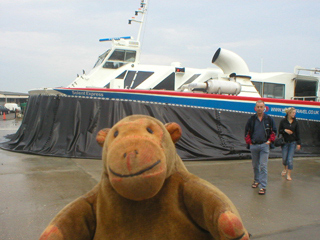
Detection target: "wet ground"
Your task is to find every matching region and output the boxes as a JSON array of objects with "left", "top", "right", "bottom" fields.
[{"left": 0, "top": 114, "right": 319, "bottom": 239}]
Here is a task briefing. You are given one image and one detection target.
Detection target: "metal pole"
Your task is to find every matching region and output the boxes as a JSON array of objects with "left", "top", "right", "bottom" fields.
[{"left": 136, "top": 0, "right": 148, "bottom": 42}]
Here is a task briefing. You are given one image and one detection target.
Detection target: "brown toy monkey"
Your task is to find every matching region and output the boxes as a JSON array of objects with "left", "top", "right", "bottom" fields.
[{"left": 40, "top": 115, "right": 250, "bottom": 240}]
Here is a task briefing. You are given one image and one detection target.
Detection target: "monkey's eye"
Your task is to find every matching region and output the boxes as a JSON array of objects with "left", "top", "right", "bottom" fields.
[
  {"left": 147, "top": 127, "right": 153, "bottom": 134},
  {"left": 114, "top": 131, "right": 119, "bottom": 137}
]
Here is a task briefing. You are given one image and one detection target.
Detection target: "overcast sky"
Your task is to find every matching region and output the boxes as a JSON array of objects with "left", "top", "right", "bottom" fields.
[{"left": 1, "top": 0, "right": 319, "bottom": 93}]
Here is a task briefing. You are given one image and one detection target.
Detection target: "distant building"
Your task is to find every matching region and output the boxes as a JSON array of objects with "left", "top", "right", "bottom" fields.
[{"left": 0, "top": 91, "right": 29, "bottom": 106}]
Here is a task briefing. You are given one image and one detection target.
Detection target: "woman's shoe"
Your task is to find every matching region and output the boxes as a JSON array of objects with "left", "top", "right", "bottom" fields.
[
  {"left": 287, "top": 176, "right": 292, "bottom": 181},
  {"left": 258, "top": 188, "right": 266, "bottom": 195},
  {"left": 251, "top": 182, "right": 259, "bottom": 188},
  {"left": 281, "top": 170, "right": 287, "bottom": 177}
]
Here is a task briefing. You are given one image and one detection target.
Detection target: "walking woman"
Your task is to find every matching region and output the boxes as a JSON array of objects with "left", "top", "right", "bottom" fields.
[{"left": 278, "top": 107, "right": 301, "bottom": 181}]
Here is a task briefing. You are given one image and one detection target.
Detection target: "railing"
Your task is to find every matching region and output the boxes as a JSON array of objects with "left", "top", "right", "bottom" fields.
[{"left": 292, "top": 96, "right": 320, "bottom": 102}]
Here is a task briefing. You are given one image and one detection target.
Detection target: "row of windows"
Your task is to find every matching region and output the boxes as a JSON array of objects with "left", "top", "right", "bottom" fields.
[
  {"left": 105, "top": 71, "right": 202, "bottom": 90},
  {"left": 93, "top": 49, "right": 137, "bottom": 69},
  {"left": 108, "top": 50, "right": 136, "bottom": 62}
]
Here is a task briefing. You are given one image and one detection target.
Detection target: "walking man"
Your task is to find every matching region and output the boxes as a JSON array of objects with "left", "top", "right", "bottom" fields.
[{"left": 245, "top": 100, "right": 276, "bottom": 195}]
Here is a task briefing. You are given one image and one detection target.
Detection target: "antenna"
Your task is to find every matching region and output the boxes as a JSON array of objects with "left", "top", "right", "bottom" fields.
[{"left": 128, "top": 0, "right": 148, "bottom": 42}]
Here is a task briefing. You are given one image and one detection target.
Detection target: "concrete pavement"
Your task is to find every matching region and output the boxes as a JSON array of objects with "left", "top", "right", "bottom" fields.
[{"left": 0, "top": 117, "right": 319, "bottom": 239}]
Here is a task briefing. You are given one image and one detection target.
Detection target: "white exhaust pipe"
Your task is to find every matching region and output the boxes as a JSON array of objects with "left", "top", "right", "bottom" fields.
[{"left": 212, "top": 48, "right": 250, "bottom": 77}]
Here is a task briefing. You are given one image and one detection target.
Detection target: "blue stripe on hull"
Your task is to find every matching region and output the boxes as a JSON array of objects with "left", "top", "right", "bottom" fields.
[{"left": 55, "top": 89, "right": 320, "bottom": 121}]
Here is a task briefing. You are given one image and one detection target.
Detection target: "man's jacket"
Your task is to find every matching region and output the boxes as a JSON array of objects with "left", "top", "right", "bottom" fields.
[{"left": 244, "top": 114, "right": 277, "bottom": 147}]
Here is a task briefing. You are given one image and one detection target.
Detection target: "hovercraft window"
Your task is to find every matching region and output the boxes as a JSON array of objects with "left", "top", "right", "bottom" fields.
[
  {"left": 93, "top": 50, "right": 110, "bottom": 68},
  {"left": 252, "top": 81, "right": 262, "bottom": 95},
  {"left": 294, "top": 79, "right": 318, "bottom": 101},
  {"left": 263, "top": 83, "right": 285, "bottom": 99},
  {"left": 103, "top": 61, "right": 127, "bottom": 69},
  {"left": 252, "top": 81, "right": 285, "bottom": 99},
  {"left": 109, "top": 50, "right": 136, "bottom": 62}
]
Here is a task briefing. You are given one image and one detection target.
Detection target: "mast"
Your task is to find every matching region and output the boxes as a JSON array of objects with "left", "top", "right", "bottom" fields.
[{"left": 128, "top": 0, "right": 149, "bottom": 42}]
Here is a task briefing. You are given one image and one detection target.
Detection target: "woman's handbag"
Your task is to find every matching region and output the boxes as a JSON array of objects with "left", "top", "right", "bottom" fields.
[{"left": 274, "top": 135, "right": 285, "bottom": 147}]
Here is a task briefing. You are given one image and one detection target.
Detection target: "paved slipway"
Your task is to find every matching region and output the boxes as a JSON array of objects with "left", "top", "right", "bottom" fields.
[{"left": 0, "top": 116, "right": 319, "bottom": 240}]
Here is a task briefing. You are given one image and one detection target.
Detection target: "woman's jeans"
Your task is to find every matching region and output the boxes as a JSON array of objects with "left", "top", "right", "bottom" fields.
[
  {"left": 281, "top": 141, "right": 297, "bottom": 170},
  {"left": 250, "top": 143, "right": 270, "bottom": 189}
]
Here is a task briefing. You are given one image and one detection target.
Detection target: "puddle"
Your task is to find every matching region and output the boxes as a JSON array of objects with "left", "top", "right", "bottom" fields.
[
  {"left": 0, "top": 119, "right": 22, "bottom": 143},
  {"left": 0, "top": 119, "right": 22, "bottom": 130}
]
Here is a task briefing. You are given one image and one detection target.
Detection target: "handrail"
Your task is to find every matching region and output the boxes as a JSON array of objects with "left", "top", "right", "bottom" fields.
[{"left": 292, "top": 96, "right": 320, "bottom": 102}]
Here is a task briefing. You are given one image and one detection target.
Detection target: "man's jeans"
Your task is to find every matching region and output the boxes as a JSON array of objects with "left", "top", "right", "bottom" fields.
[
  {"left": 281, "top": 141, "right": 297, "bottom": 170},
  {"left": 250, "top": 143, "right": 270, "bottom": 189}
]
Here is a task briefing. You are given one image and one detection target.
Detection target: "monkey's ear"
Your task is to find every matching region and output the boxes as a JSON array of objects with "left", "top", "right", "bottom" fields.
[
  {"left": 96, "top": 128, "right": 110, "bottom": 147},
  {"left": 165, "top": 122, "right": 182, "bottom": 143}
]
